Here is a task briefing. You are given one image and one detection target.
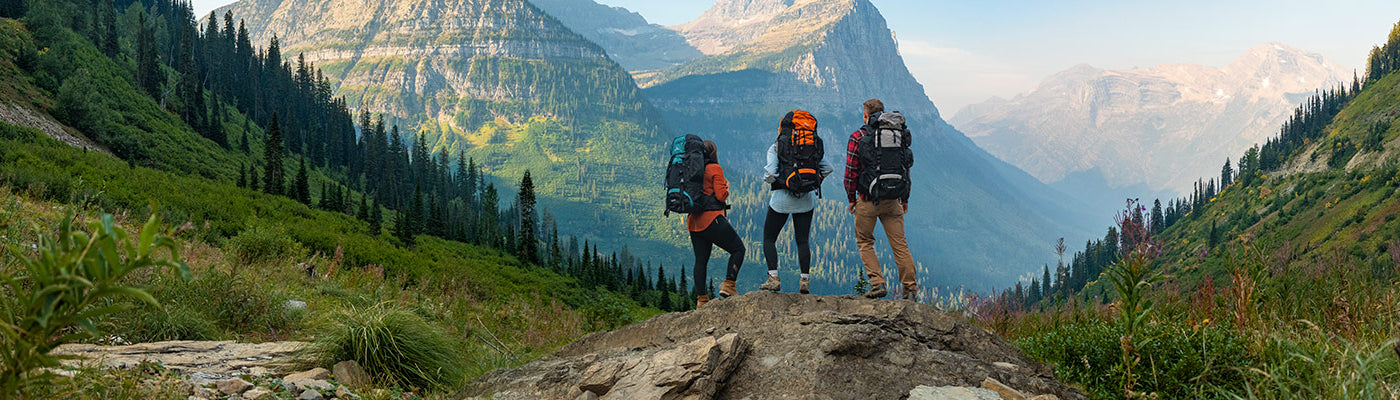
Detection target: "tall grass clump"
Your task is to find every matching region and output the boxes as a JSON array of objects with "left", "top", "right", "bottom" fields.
[
  {"left": 0, "top": 213, "right": 188, "bottom": 396},
  {"left": 303, "top": 304, "right": 467, "bottom": 391}
]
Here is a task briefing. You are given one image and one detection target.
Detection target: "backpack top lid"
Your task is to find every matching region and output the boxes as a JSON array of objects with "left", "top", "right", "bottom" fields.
[
  {"left": 870, "top": 111, "right": 905, "bottom": 130},
  {"left": 781, "top": 110, "right": 818, "bottom": 133}
]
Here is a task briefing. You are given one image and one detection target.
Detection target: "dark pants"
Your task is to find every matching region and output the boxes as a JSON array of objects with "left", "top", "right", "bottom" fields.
[
  {"left": 763, "top": 207, "right": 814, "bottom": 274},
  {"left": 691, "top": 216, "right": 745, "bottom": 296}
]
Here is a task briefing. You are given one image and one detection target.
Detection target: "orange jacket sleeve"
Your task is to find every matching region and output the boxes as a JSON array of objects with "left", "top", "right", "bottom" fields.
[{"left": 708, "top": 164, "right": 729, "bottom": 202}]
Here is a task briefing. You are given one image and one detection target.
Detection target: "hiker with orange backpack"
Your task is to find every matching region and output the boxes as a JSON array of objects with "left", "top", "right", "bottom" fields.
[
  {"left": 759, "top": 111, "right": 833, "bottom": 294},
  {"left": 665, "top": 135, "right": 744, "bottom": 307}
]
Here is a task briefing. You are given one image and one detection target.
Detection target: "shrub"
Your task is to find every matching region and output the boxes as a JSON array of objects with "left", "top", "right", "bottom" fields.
[
  {"left": 302, "top": 304, "right": 467, "bottom": 391},
  {"left": 114, "top": 267, "right": 297, "bottom": 342},
  {"left": 1017, "top": 320, "right": 1252, "bottom": 399},
  {"left": 225, "top": 220, "right": 304, "bottom": 264}
]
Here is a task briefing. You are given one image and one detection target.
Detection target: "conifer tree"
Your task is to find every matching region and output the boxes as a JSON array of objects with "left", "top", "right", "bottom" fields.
[
  {"left": 295, "top": 156, "right": 310, "bottom": 204},
  {"left": 247, "top": 164, "right": 259, "bottom": 192},
  {"left": 357, "top": 193, "right": 370, "bottom": 221},
  {"left": 1221, "top": 159, "right": 1234, "bottom": 188},
  {"left": 517, "top": 170, "right": 537, "bottom": 264},
  {"left": 369, "top": 201, "right": 383, "bottom": 236},
  {"left": 263, "top": 113, "right": 285, "bottom": 195},
  {"left": 237, "top": 164, "right": 247, "bottom": 188},
  {"left": 136, "top": 13, "right": 160, "bottom": 98}
]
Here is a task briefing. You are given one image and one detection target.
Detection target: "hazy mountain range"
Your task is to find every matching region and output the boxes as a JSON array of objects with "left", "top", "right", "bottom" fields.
[{"left": 954, "top": 43, "right": 1350, "bottom": 204}]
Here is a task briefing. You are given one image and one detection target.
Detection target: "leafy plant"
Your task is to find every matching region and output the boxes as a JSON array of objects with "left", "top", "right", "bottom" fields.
[
  {"left": 0, "top": 213, "right": 188, "bottom": 396},
  {"left": 1106, "top": 199, "right": 1167, "bottom": 397}
]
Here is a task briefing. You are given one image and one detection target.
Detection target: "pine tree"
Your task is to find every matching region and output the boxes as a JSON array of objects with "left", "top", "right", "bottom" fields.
[
  {"left": 1150, "top": 199, "right": 1164, "bottom": 234},
  {"left": 237, "top": 164, "right": 247, "bottom": 188},
  {"left": 517, "top": 170, "right": 538, "bottom": 264},
  {"left": 358, "top": 193, "right": 370, "bottom": 221},
  {"left": 263, "top": 113, "right": 286, "bottom": 195},
  {"left": 295, "top": 156, "right": 310, "bottom": 204},
  {"left": 479, "top": 183, "right": 499, "bottom": 247},
  {"left": 101, "top": 1, "right": 118, "bottom": 57},
  {"left": 1040, "top": 266, "right": 1052, "bottom": 304},
  {"left": 136, "top": 12, "right": 161, "bottom": 98},
  {"left": 369, "top": 201, "right": 383, "bottom": 236},
  {"left": 247, "top": 164, "right": 259, "bottom": 192},
  {"left": 1221, "top": 159, "right": 1234, "bottom": 188}
]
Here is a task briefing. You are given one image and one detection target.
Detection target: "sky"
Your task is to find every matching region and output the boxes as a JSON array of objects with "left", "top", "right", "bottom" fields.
[{"left": 192, "top": 0, "right": 1400, "bottom": 117}]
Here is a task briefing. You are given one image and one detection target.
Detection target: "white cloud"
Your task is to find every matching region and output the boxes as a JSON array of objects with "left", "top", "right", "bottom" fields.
[{"left": 896, "top": 40, "right": 1040, "bottom": 118}]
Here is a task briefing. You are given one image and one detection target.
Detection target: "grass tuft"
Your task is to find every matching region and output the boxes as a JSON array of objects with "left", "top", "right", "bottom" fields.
[{"left": 303, "top": 304, "right": 468, "bottom": 391}]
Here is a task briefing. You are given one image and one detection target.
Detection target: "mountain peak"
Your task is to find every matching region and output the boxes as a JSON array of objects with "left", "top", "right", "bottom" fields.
[{"left": 672, "top": 0, "right": 856, "bottom": 55}]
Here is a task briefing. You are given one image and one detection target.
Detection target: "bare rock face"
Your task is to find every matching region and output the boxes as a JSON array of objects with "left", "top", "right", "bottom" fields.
[{"left": 469, "top": 292, "right": 1084, "bottom": 399}]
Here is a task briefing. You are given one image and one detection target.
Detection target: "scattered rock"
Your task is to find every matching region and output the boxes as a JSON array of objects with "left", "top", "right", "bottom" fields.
[
  {"left": 298, "top": 388, "right": 326, "bottom": 400},
  {"left": 982, "top": 377, "right": 1028, "bottom": 400},
  {"left": 280, "top": 380, "right": 300, "bottom": 393},
  {"left": 283, "top": 368, "right": 331, "bottom": 383},
  {"left": 298, "top": 379, "right": 334, "bottom": 392},
  {"left": 247, "top": 366, "right": 272, "bottom": 377},
  {"left": 333, "top": 360, "right": 370, "bottom": 389},
  {"left": 187, "top": 372, "right": 223, "bottom": 387},
  {"left": 336, "top": 385, "right": 361, "bottom": 399},
  {"left": 243, "top": 387, "right": 274, "bottom": 400},
  {"left": 469, "top": 292, "right": 1085, "bottom": 399},
  {"left": 285, "top": 299, "right": 308, "bottom": 311},
  {"left": 1029, "top": 395, "right": 1062, "bottom": 400},
  {"left": 908, "top": 385, "right": 1003, "bottom": 400},
  {"left": 215, "top": 377, "right": 253, "bottom": 395}
]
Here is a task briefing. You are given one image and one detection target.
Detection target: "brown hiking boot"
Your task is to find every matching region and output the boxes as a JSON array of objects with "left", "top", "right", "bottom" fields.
[
  {"left": 864, "top": 282, "right": 887, "bottom": 299},
  {"left": 719, "top": 280, "right": 737, "bottom": 298},
  {"left": 902, "top": 284, "right": 918, "bottom": 302},
  {"left": 799, "top": 277, "right": 810, "bottom": 294},
  {"left": 696, "top": 294, "right": 710, "bottom": 308},
  {"left": 759, "top": 274, "right": 781, "bottom": 292}
]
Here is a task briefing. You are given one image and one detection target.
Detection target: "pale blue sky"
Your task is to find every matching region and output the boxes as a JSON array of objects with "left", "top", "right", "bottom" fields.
[{"left": 193, "top": 0, "right": 1400, "bottom": 115}]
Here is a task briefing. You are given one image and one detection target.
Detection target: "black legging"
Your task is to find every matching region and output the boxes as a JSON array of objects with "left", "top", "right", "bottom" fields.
[
  {"left": 691, "top": 215, "right": 745, "bottom": 296},
  {"left": 763, "top": 207, "right": 814, "bottom": 274}
]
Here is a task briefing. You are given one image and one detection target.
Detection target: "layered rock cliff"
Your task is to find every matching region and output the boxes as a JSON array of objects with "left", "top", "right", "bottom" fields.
[{"left": 526, "top": 0, "right": 702, "bottom": 71}]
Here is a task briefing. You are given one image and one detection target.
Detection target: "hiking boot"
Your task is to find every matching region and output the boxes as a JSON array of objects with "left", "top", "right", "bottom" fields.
[
  {"left": 901, "top": 285, "right": 918, "bottom": 302},
  {"left": 799, "top": 277, "right": 810, "bottom": 294},
  {"left": 696, "top": 294, "right": 710, "bottom": 308},
  {"left": 759, "top": 274, "right": 781, "bottom": 292},
  {"left": 719, "top": 280, "right": 738, "bottom": 298},
  {"left": 864, "top": 282, "right": 887, "bottom": 299}
]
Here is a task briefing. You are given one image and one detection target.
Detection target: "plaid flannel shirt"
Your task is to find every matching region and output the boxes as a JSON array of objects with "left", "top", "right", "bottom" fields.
[{"left": 844, "top": 128, "right": 866, "bottom": 204}]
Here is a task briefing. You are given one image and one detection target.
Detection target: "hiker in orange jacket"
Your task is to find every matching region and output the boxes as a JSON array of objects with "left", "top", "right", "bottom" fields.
[{"left": 689, "top": 140, "right": 745, "bottom": 307}]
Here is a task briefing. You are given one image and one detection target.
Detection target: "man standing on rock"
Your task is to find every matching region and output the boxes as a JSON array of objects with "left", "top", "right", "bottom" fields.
[{"left": 845, "top": 99, "right": 917, "bottom": 300}]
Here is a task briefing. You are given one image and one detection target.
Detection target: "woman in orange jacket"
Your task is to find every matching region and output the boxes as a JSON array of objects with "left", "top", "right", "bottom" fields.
[{"left": 689, "top": 140, "right": 745, "bottom": 307}]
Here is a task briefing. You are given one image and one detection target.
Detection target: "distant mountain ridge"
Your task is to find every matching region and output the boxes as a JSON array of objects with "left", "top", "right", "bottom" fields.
[
  {"left": 526, "top": 0, "right": 702, "bottom": 71},
  {"left": 953, "top": 43, "right": 1350, "bottom": 197}
]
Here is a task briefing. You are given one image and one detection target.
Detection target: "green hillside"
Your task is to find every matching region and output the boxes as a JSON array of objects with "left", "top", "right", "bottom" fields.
[{"left": 976, "top": 22, "right": 1400, "bottom": 400}]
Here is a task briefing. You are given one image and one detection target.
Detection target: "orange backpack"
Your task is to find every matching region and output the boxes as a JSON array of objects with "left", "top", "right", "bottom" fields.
[{"left": 773, "top": 110, "right": 825, "bottom": 196}]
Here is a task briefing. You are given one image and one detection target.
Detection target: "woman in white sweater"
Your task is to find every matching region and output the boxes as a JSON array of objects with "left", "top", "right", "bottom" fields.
[{"left": 759, "top": 132, "right": 834, "bottom": 294}]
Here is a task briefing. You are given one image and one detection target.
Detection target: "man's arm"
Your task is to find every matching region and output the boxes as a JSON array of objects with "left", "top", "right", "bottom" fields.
[{"left": 844, "top": 130, "right": 861, "bottom": 205}]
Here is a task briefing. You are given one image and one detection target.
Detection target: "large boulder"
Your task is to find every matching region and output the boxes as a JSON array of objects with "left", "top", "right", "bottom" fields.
[{"left": 469, "top": 292, "right": 1084, "bottom": 399}]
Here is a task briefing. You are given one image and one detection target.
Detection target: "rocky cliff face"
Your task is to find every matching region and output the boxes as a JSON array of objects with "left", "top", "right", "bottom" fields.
[
  {"left": 526, "top": 0, "right": 702, "bottom": 71},
  {"left": 215, "top": 0, "right": 685, "bottom": 261},
  {"left": 468, "top": 292, "right": 1085, "bottom": 399},
  {"left": 954, "top": 43, "right": 1350, "bottom": 195},
  {"left": 636, "top": 0, "right": 1095, "bottom": 290}
]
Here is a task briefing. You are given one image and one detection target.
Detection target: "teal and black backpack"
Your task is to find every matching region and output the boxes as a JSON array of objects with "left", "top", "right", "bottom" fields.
[{"left": 665, "top": 134, "right": 726, "bottom": 216}]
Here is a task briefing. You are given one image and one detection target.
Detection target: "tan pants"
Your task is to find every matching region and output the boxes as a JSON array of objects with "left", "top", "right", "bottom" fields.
[{"left": 854, "top": 199, "right": 916, "bottom": 290}]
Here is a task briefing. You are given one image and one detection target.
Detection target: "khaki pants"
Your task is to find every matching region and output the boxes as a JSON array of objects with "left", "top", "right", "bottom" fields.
[{"left": 854, "top": 199, "right": 916, "bottom": 290}]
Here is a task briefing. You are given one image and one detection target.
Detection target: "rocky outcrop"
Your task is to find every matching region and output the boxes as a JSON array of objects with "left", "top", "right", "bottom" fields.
[
  {"left": 53, "top": 340, "right": 304, "bottom": 377},
  {"left": 953, "top": 43, "right": 1349, "bottom": 195},
  {"left": 468, "top": 292, "right": 1084, "bottom": 399}
]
